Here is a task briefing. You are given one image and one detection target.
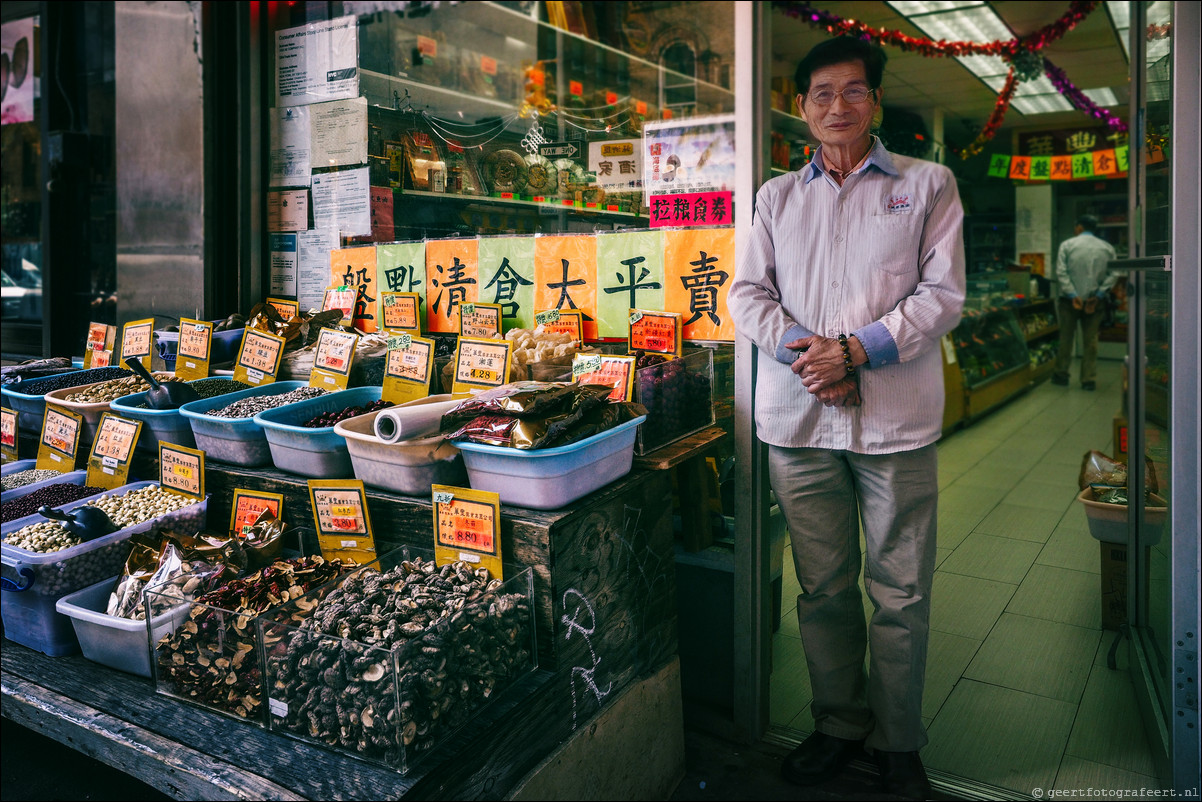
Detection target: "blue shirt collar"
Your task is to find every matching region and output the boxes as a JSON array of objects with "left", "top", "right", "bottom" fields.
[{"left": 803, "top": 137, "right": 898, "bottom": 184}]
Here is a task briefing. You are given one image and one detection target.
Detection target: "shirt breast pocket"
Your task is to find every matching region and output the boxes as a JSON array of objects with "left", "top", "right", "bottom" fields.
[{"left": 868, "top": 211, "right": 923, "bottom": 276}]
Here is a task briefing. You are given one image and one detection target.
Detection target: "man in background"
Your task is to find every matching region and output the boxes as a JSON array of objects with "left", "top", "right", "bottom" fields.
[{"left": 1052, "top": 214, "right": 1119, "bottom": 390}]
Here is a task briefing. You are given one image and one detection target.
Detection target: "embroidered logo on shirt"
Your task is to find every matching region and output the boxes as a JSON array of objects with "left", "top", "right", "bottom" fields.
[{"left": 886, "top": 194, "right": 913, "bottom": 214}]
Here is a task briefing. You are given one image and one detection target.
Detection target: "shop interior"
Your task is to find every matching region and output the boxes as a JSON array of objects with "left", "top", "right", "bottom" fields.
[{"left": 0, "top": 1, "right": 1186, "bottom": 798}]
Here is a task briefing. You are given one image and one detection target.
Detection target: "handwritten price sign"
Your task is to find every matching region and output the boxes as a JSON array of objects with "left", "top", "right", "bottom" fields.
[
  {"left": 87, "top": 412, "right": 142, "bottom": 488},
  {"left": 311, "top": 328, "right": 358, "bottom": 390},
  {"left": 431, "top": 485, "right": 503, "bottom": 579},
  {"left": 629, "top": 309, "right": 682, "bottom": 356},
  {"left": 234, "top": 329, "right": 286, "bottom": 385},
  {"left": 322, "top": 286, "right": 357, "bottom": 326},
  {"left": 573, "top": 354, "right": 636, "bottom": 401},
  {"left": 451, "top": 338, "right": 512, "bottom": 396},
  {"left": 159, "top": 443, "right": 206, "bottom": 500},
  {"left": 459, "top": 303, "right": 502, "bottom": 339},
  {"left": 308, "top": 481, "right": 376, "bottom": 563},
  {"left": 382, "top": 335, "right": 435, "bottom": 405},
  {"left": 1, "top": 406, "right": 16, "bottom": 450},
  {"left": 37, "top": 406, "right": 83, "bottom": 470},
  {"left": 121, "top": 318, "right": 155, "bottom": 370},
  {"left": 177, "top": 318, "right": 213, "bottom": 380},
  {"left": 229, "top": 489, "right": 284, "bottom": 537},
  {"left": 381, "top": 292, "right": 421, "bottom": 332}
]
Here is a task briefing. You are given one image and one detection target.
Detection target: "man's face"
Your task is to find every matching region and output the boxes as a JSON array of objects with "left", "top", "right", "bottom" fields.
[{"left": 796, "top": 61, "right": 881, "bottom": 150}]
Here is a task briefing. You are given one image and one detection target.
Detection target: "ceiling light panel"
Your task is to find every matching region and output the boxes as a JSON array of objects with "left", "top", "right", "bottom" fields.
[
  {"left": 955, "top": 54, "right": 1010, "bottom": 78},
  {"left": 1011, "top": 94, "right": 1074, "bottom": 114},
  {"left": 1082, "top": 87, "right": 1119, "bottom": 107},
  {"left": 886, "top": 1, "right": 983, "bottom": 15},
  {"left": 902, "top": 7, "right": 1014, "bottom": 44}
]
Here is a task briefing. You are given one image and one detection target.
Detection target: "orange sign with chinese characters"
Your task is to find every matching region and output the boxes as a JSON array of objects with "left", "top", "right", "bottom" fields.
[
  {"left": 308, "top": 479, "right": 377, "bottom": 565},
  {"left": 229, "top": 489, "right": 285, "bottom": 538},
  {"left": 573, "top": 354, "right": 636, "bottom": 401},
  {"left": 534, "top": 235, "right": 598, "bottom": 340},
  {"left": 425, "top": 238, "right": 479, "bottom": 334},
  {"left": 628, "top": 310, "right": 682, "bottom": 356},
  {"left": 662, "top": 227, "right": 736, "bottom": 342},
  {"left": 330, "top": 247, "right": 379, "bottom": 333}
]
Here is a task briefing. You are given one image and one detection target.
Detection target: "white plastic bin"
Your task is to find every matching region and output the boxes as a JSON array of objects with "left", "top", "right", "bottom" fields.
[{"left": 333, "top": 396, "right": 466, "bottom": 495}]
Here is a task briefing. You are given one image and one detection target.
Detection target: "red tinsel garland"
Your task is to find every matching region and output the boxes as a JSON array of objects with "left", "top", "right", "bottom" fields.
[
  {"left": 770, "top": 0, "right": 1098, "bottom": 59},
  {"left": 955, "top": 69, "right": 1018, "bottom": 159}
]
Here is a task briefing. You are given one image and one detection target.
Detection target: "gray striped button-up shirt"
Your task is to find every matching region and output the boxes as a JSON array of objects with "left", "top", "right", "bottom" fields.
[{"left": 729, "top": 139, "right": 966, "bottom": 454}]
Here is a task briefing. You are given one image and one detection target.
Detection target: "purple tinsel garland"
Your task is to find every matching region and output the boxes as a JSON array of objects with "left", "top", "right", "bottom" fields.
[{"left": 1043, "top": 57, "right": 1128, "bottom": 133}]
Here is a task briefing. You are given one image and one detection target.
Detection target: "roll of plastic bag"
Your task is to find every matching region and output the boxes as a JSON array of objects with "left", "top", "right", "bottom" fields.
[{"left": 373, "top": 399, "right": 461, "bottom": 444}]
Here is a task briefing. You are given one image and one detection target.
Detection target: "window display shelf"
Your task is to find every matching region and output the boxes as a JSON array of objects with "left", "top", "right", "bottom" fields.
[
  {"left": 394, "top": 186, "right": 644, "bottom": 218},
  {"left": 361, "top": 69, "right": 522, "bottom": 121}
]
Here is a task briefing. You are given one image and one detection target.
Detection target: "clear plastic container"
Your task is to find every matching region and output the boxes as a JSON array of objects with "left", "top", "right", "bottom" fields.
[
  {"left": 333, "top": 396, "right": 466, "bottom": 495},
  {"left": 255, "top": 386, "right": 384, "bottom": 478},
  {"left": 259, "top": 546, "right": 536, "bottom": 773},
  {"left": 454, "top": 415, "right": 645, "bottom": 510},
  {"left": 1, "top": 469, "right": 88, "bottom": 507},
  {"left": 55, "top": 575, "right": 192, "bottom": 676},
  {"left": 179, "top": 381, "right": 308, "bottom": 466},
  {"left": 633, "top": 348, "right": 714, "bottom": 455}
]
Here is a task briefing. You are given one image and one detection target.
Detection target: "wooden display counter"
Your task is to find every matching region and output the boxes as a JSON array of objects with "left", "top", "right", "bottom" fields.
[{"left": 1, "top": 461, "right": 684, "bottom": 800}]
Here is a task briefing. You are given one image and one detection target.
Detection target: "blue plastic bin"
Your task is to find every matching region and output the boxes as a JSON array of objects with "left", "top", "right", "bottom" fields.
[
  {"left": 109, "top": 377, "right": 250, "bottom": 454},
  {"left": 2, "top": 369, "right": 90, "bottom": 433},
  {"left": 453, "top": 415, "right": 645, "bottom": 510},
  {"left": 179, "top": 381, "right": 308, "bottom": 466},
  {"left": 254, "top": 386, "right": 383, "bottom": 478}
]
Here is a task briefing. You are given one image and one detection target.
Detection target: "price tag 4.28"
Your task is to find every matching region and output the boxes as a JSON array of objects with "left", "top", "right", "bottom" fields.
[
  {"left": 36, "top": 405, "right": 84, "bottom": 471},
  {"left": 86, "top": 412, "right": 143, "bottom": 489},
  {"left": 450, "top": 337, "right": 513, "bottom": 397},
  {"left": 431, "top": 485, "right": 503, "bottom": 580}
]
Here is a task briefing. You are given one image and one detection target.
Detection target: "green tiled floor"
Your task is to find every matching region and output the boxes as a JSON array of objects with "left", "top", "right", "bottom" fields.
[{"left": 768, "top": 357, "right": 1160, "bottom": 794}]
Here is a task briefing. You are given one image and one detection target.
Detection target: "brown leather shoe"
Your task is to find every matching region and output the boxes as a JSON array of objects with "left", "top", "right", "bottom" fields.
[
  {"left": 781, "top": 731, "right": 866, "bottom": 786},
  {"left": 874, "top": 750, "right": 932, "bottom": 800}
]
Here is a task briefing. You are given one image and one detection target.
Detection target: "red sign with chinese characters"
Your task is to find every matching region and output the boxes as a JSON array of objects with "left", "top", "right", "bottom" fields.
[{"left": 649, "top": 191, "right": 733, "bottom": 228}]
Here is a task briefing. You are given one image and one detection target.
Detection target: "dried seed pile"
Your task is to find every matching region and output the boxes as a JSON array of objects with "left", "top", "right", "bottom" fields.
[
  {"left": 9, "top": 367, "right": 131, "bottom": 395},
  {"left": 62, "top": 373, "right": 181, "bottom": 404},
  {"left": 1, "top": 469, "right": 63, "bottom": 491},
  {"left": 265, "top": 557, "right": 532, "bottom": 765},
  {"left": 131, "top": 378, "right": 254, "bottom": 408},
  {"left": 155, "top": 557, "right": 344, "bottom": 719},
  {"left": 84, "top": 485, "right": 200, "bottom": 529},
  {"left": 4, "top": 521, "right": 82, "bottom": 553},
  {"left": 301, "top": 399, "right": 394, "bottom": 428},
  {"left": 1, "top": 483, "right": 106, "bottom": 523},
  {"left": 207, "top": 387, "right": 328, "bottom": 418}
]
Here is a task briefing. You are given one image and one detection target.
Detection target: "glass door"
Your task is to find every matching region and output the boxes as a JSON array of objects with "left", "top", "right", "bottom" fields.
[{"left": 1122, "top": 1, "right": 1200, "bottom": 791}]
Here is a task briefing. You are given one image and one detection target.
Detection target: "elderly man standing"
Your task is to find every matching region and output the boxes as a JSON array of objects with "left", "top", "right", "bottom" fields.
[
  {"left": 728, "top": 37, "right": 965, "bottom": 800},
  {"left": 1051, "top": 214, "right": 1119, "bottom": 390}
]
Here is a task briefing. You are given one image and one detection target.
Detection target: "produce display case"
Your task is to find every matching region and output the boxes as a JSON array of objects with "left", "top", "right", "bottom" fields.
[
  {"left": 455, "top": 414, "right": 645, "bottom": 510},
  {"left": 178, "top": 381, "right": 309, "bottom": 467},
  {"left": 949, "top": 305, "right": 1032, "bottom": 420},
  {"left": 260, "top": 547, "right": 536, "bottom": 774},
  {"left": 1, "top": 480, "right": 209, "bottom": 656},
  {"left": 255, "top": 386, "right": 385, "bottom": 478}
]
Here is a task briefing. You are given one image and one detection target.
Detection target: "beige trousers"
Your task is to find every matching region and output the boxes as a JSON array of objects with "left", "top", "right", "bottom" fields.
[{"left": 768, "top": 443, "right": 938, "bottom": 753}]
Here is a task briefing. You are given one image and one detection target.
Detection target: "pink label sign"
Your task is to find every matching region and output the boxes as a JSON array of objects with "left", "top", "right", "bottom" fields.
[{"left": 649, "top": 191, "right": 733, "bottom": 228}]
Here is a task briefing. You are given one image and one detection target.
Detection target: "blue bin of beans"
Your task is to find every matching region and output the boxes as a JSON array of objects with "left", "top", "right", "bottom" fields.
[
  {"left": 179, "top": 381, "right": 328, "bottom": 466},
  {"left": 254, "top": 386, "right": 390, "bottom": 478},
  {"left": 1, "top": 367, "right": 132, "bottom": 435},
  {"left": 110, "top": 377, "right": 254, "bottom": 454}
]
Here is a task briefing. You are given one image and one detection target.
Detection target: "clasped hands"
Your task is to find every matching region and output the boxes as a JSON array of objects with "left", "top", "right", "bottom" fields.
[
  {"left": 1072, "top": 296, "right": 1100, "bottom": 314},
  {"left": 787, "top": 335, "right": 862, "bottom": 407}
]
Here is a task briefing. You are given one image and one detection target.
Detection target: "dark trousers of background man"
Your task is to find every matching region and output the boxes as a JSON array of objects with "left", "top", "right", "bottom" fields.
[{"left": 1053, "top": 296, "right": 1105, "bottom": 385}]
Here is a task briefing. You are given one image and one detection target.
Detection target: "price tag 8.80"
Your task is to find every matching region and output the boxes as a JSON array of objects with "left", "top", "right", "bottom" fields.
[
  {"left": 431, "top": 485, "right": 503, "bottom": 580},
  {"left": 159, "top": 443, "right": 206, "bottom": 501}
]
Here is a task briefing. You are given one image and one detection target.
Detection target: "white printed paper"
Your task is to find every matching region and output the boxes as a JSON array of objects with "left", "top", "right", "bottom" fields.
[
  {"left": 269, "top": 106, "right": 312, "bottom": 186},
  {"left": 310, "top": 97, "right": 368, "bottom": 168},
  {"left": 588, "top": 139, "right": 643, "bottom": 190},
  {"left": 276, "top": 16, "right": 359, "bottom": 108},
  {"left": 269, "top": 233, "right": 299, "bottom": 296},
  {"left": 297, "top": 228, "right": 340, "bottom": 313},
  {"left": 311, "top": 167, "right": 371, "bottom": 238},
  {"left": 267, "top": 190, "right": 310, "bottom": 232}
]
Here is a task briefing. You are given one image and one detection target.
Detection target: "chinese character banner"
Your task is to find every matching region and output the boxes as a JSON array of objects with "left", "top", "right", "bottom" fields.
[
  {"left": 987, "top": 145, "right": 1129, "bottom": 181},
  {"left": 331, "top": 226, "right": 738, "bottom": 342}
]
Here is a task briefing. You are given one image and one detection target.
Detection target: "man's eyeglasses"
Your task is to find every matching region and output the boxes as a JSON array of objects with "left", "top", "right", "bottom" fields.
[{"left": 806, "top": 87, "right": 876, "bottom": 106}]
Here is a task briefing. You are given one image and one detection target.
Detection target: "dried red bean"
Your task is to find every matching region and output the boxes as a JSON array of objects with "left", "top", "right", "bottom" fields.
[{"left": 2, "top": 483, "right": 107, "bottom": 523}]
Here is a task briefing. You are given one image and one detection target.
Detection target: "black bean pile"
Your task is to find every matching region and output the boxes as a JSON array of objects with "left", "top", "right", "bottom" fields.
[
  {"left": 1, "top": 482, "right": 106, "bottom": 523},
  {"left": 132, "top": 378, "right": 253, "bottom": 408},
  {"left": 2, "top": 469, "right": 63, "bottom": 491},
  {"left": 207, "top": 387, "right": 328, "bottom": 418},
  {"left": 9, "top": 367, "right": 131, "bottom": 395},
  {"left": 301, "top": 399, "right": 394, "bottom": 428}
]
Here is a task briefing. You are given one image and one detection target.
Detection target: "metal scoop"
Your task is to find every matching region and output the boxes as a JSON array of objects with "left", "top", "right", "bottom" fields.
[
  {"left": 38, "top": 504, "right": 119, "bottom": 542},
  {"left": 124, "top": 357, "right": 200, "bottom": 410}
]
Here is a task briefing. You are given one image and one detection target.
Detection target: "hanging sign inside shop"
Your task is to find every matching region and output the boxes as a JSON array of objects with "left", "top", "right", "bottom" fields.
[
  {"left": 572, "top": 354, "right": 636, "bottom": 402},
  {"left": 1, "top": 406, "right": 19, "bottom": 462},
  {"left": 309, "top": 327, "right": 358, "bottom": 391},
  {"left": 381, "top": 292, "right": 421, "bottom": 333},
  {"left": 986, "top": 145, "right": 1129, "bottom": 182},
  {"left": 458, "top": 303, "right": 503, "bottom": 339},
  {"left": 431, "top": 485, "right": 503, "bottom": 580},
  {"left": 36, "top": 405, "right": 83, "bottom": 471},
  {"left": 629, "top": 309, "right": 682, "bottom": 357},
  {"left": 233, "top": 329, "right": 286, "bottom": 386},
  {"left": 266, "top": 297, "right": 300, "bottom": 321},
  {"left": 85, "top": 412, "right": 142, "bottom": 489},
  {"left": 120, "top": 318, "right": 155, "bottom": 372},
  {"left": 159, "top": 443, "right": 206, "bottom": 502},
  {"left": 535, "top": 309, "right": 584, "bottom": 343},
  {"left": 175, "top": 318, "right": 213, "bottom": 381},
  {"left": 451, "top": 337, "right": 513, "bottom": 397},
  {"left": 322, "top": 285, "right": 357, "bottom": 327},
  {"left": 308, "top": 479, "right": 377, "bottom": 565},
  {"left": 83, "top": 323, "right": 116, "bottom": 369},
  {"left": 650, "top": 191, "right": 733, "bottom": 228},
  {"left": 229, "top": 489, "right": 285, "bottom": 538},
  {"left": 383, "top": 334, "right": 435, "bottom": 405}
]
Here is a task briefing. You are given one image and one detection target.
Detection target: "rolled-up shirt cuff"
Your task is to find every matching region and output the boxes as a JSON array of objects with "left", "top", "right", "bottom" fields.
[
  {"left": 775, "top": 323, "right": 815, "bottom": 364},
  {"left": 851, "top": 321, "right": 898, "bottom": 368}
]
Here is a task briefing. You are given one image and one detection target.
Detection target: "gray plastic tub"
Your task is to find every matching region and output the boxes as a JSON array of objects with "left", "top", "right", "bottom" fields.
[
  {"left": 255, "top": 386, "right": 384, "bottom": 478},
  {"left": 178, "top": 381, "right": 308, "bottom": 466}
]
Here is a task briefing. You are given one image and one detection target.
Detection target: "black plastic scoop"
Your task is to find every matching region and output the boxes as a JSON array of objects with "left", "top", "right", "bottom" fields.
[
  {"left": 124, "top": 357, "right": 200, "bottom": 410},
  {"left": 38, "top": 504, "right": 119, "bottom": 542}
]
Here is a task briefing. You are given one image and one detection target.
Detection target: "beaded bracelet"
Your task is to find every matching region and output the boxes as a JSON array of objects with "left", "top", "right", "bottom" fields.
[{"left": 837, "top": 334, "right": 856, "bottom": 375}]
